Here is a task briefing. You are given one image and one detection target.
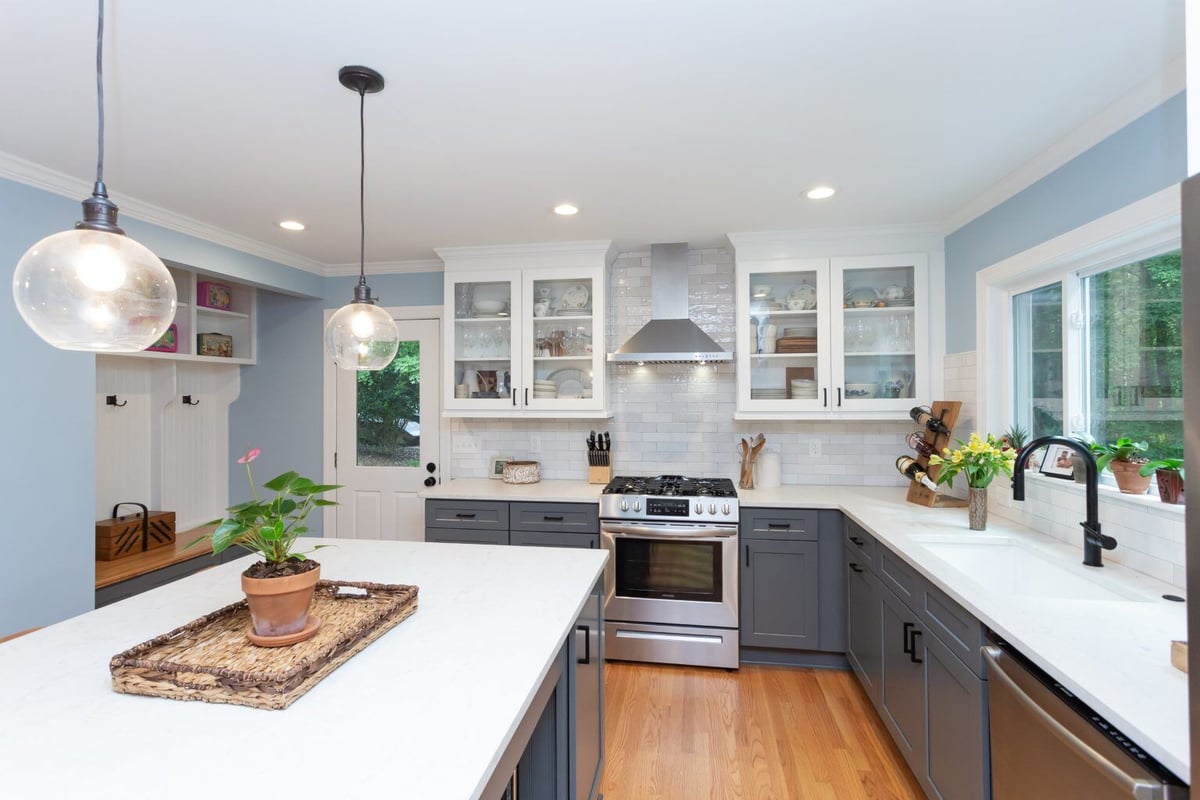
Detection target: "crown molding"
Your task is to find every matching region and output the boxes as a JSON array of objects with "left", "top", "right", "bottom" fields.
[
  {"left": 0, "top": 151, "right": 328, "bottom": 276},
  {"left": 435, "top": 240, "right": 618, "bottom": 271},
  {"left": 325, "top": 259, "right": 445, "bottom": 276},
  {"left": 726, "top": 223, "right": 944, "bottom": 260},
  {"left": 943, "top": 56, "right": 1186, "bottom": 235}
]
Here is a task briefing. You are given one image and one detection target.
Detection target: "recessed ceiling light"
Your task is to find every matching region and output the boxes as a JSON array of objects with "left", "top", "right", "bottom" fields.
[
  {"left": 806, "top": 186, "right": 836, "bottom": 200},
  {"left": 279, "top": 220, "right": 306, "bottom": 231},
  {"left": 553, "top": 204, "right": 579, "bottom": 216}
]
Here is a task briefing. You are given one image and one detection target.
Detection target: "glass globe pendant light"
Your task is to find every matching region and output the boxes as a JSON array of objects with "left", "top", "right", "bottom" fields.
[
  {"left": 324, "top": 66, "right": 399, "bottom": 371},
  {"left": 12, "top": 0, "right": 176, "bottom": 352}
]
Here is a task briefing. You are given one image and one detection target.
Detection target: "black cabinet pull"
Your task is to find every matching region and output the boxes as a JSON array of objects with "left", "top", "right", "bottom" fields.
[
  {"left": 849, "top": 563, "right": 863, "bottom": 573},
  {"left": 543, "top": 515, "right": 564, "bottom": 522},
  {"left": 745, "top": 544, "right": 750, "bottom": 567},
  {"left": 910, "top": 630, "right": 923, "bottom": 664},
  {"left": 525, "top": 388, "right": 529, "bottom": 405},
  {"left": 823, "top": 387, "right": 828, "bottom": 407},
  {"left": 902, "top": 621, "right": 915, "bottom": 655},
  {"left": 767, "top": 522, "right": 791, "bottom": 530},
  {"left": 513, "top": 389, "right": 517, "bottom": 407},
  {"left": 837, "top": 387, "right": 843, "bottom": 407},
  {"left": 850, "top": 536, "right": 864, "bottom": 546},
  {"left": 455, "top": 512, "right": 476, "bottom": 519},
  {"left": 576, "top": 624, "right": 591, "bottom": 664},
  {"left": 588, "top": 540, "right": 595, "bottom": 549}
]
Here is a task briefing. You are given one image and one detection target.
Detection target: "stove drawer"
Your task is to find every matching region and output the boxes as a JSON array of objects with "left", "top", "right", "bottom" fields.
[
  {"left": 424, "top": 499, "right": 508, "bottom": 530},
  {"left": 510, "top": 502, "right": 598, "bottom": 534},
  {"left": 741, "top": 507, "right": 819, "bottom": 540}
]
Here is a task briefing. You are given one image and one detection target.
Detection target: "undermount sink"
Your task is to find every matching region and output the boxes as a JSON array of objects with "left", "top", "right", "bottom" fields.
[{"left": 910, "top": 534, "right": 1145, "bottom": 602}]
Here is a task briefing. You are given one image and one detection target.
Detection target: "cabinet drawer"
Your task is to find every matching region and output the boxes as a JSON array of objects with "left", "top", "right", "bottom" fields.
[
  {"left": 510, "top": 529, "right": 599, "bottom": 549},
  {"left": 878, "top": 547, "right": 919, "bottom": 607},
  {"left": 425, "top": 527, "right": 509, "bottom": 545},
  {"left": 919, "top": 583, "right": 986, "bottom": 677},
  {"left": 741, "top": 508, "right": 820, "bottom": 540},
  {"left": 509, "top": 502, "right": 599, "bottom": 534},
  {"left": 843, "top": 519, "right": 876, "bottom": 571},
  {"left": 425, "top": 499, "right": 508, "bottom": 530}
]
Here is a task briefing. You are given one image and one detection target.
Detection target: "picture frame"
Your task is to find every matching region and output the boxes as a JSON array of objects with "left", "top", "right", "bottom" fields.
[
  {"left": 1039, "top": 443, "right": 1077, "bottom": 479},
  {"left": 489, "top": 456, "right": 513, "bottom": 480}
]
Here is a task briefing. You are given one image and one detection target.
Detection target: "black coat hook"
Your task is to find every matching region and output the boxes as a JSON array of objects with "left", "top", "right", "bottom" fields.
[
  {"left": 182, "top": 395, "right": 199, "bottom": 406},
  {"left": 105, "top": 395, "right": 126, "bottom": 407}
]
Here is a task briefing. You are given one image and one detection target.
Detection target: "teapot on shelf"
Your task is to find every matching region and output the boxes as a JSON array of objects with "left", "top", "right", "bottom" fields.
[
  {"left": 876, "top": 284, "right": 913, "bottom": 302},
  {"left": 785, "top": 282, "right": 817, "bottom": 310}
]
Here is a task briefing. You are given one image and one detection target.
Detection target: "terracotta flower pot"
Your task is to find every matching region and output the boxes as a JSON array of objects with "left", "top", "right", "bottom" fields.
[
  {"left": 241, "top": 562, "right": 321, "bottom": 637},
  {"left": 1155, "top": 469, "right": 1185, "bottom": 505},
  {"left": 1108, "top": 460, "right": 1152, "bottom": 495}
]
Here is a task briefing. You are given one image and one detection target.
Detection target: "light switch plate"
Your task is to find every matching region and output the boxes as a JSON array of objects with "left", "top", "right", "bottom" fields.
[{"left": 453, "top": 435, "right": 481, "bottom": 453}]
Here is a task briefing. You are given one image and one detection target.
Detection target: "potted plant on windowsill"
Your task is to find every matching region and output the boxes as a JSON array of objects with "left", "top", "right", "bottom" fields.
[
  {"left": 1139, "top": 458, "right": 1184, "bottom": 505},
  {"left": 1089, "top": 437, "right": 1151, "bottom": 495},
  {"left": 189, "top": 448, "right": 339, "bottom": 645}
]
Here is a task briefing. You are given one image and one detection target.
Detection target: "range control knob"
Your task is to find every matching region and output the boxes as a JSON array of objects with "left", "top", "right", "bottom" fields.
[
  {"left": 620, "top": 500, "right": 628, "bottom": 512},
  {"left": 695, "top": 502, "right": 704, "bottom": 514},
  {"left": 633, "top": 501, "right": 642, "bottom": 512},
  {"left": 709, "top": 503, "right": 717, "bottom": 515},
  {"left": 723, "top": 503, "right": 730, "bottom": 515}
]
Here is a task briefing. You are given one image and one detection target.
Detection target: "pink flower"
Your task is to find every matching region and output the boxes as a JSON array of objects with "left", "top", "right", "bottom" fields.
[{"left": 237, "top": 447, "right": 261, "bottom": 464}]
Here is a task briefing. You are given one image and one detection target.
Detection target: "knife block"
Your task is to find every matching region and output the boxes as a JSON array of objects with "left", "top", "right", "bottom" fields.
[{"left": 588, "top": 465, "right": 613, "bottom": 485}]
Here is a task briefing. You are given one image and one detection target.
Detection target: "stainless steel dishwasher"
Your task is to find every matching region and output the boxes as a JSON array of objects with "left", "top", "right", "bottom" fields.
[{"left": 983, "top": 638, "right": 1188, "bottom": 799}]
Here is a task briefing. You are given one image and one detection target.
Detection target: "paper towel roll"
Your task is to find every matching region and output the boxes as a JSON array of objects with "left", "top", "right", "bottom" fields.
[{"left": 757, "top": 449, "right": 781, "bottom": 489}]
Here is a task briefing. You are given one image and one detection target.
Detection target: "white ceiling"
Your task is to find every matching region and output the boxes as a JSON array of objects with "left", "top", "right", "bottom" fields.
[{"left": 0, "top": 1, "right": 1185, "bottom": 269}]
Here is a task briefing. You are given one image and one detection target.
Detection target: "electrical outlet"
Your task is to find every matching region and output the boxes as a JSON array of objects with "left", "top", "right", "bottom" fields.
[
  {"left": 529, "top": 436, "right": 542, "bottom": 454},
  {"left": 808, "top": 439, "right": 822, "bottom": 457},
  {"left": 453, "top": 435, "right": 481, "bottom": 453}
]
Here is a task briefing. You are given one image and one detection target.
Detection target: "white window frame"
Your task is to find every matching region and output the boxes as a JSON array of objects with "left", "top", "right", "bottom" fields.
[{"left": 976, "top": 186, "right": 1181, "bottom": 441}]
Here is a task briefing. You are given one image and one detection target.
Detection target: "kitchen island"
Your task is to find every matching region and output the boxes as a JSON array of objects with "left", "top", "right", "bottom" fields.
[{"left": 0, "top": 539, "right": 607, "bottom": 800}]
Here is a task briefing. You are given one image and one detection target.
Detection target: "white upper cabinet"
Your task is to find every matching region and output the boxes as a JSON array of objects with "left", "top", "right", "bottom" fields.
[
  {"left": 437, "top": 241, "right": 615, "bottom": 418},
  {"left": 729, "top": 231, "right": 938, "bottom": 420}
]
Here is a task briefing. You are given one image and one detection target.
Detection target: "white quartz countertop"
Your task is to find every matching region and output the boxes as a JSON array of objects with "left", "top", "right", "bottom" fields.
[
  {"left": 422, "top": 478, "right": 604, "bottom": 503},
  {"left": 429, "top": 479, "right": 1190, "bottom": 782},
  {"left": 0, "top": 539, "right": 607, "bottom": 800}
]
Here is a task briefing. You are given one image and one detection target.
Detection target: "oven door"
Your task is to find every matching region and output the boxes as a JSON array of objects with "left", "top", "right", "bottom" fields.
[{"left": 600, "top": 520, "right": 738, "bottom": 630}]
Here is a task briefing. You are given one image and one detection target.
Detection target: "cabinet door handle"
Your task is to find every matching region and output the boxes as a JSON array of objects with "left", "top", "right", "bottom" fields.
[
  {"left": 745, "top": 544, "right": 750, "bottom": 567},
  {"left": 455, "top": 512, "right": 476, "bottom": 519},
  {"left": 849, "top": 563, "right": 863, "bottom": 573},
  {"left": 902, "top": 621, "right": 915, "bottom": 655},
  {"left": 910, "top": 630, "right": 923, "bottom": 664},
  {"left": 837, "top": 387, "right": 843, "bottom": 407},
  {"left": 767, "top": 522, "right": 791, "bottom": 530},
  {"left": 525, "top": 388, "right": 529, "bottom": 405},
  {"left": 823, "top": 387, "right": 828, "bottom": 407},
  {"left": 543, "top": 515, "right": 564, "bottom": 522},
  {"left": 576, "top": 624, "right": 591, "bottom": 664},
  {"left": 850, "top": 536, "right": 864, "bottom": 546},
  {"left": 513, "top": 388, "right": 517, "bottom": 407}
]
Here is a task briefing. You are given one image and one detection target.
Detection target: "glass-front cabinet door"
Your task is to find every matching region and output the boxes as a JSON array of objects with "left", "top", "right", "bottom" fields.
[
  {"left": 736, "top": 258, "right": 832, "bottom": 413},
  {"left": 522, "top": 268, "right": 604, "bottom": 412},
  {"left": 830, "top": 254, "right": 927, "bottom": 412},
  {"left": 444, "top": 271, "right": 521, "bottom": 412}
]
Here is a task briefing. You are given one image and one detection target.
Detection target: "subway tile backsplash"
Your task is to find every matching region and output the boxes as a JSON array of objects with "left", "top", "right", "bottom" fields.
[{"left": 450, "top": 247, "right": 912, "bottom": 486}]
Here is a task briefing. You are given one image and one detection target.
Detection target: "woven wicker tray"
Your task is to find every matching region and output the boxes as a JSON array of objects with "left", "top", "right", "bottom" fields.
[{"left": 110, "top": 580, "right": 418, "bottom": 710}]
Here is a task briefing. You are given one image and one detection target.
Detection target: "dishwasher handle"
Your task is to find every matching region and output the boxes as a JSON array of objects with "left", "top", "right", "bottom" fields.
[{"left": 982, "top": 646, "right": 1168, "bottom": 800}]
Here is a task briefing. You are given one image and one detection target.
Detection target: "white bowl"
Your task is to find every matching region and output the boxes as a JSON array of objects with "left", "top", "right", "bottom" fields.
[
  {"left": 844, "top": 383, "right": 877, "bottom": 398},
  {"left": 473, "top": 300, "right": 507, "bottom": 314}
]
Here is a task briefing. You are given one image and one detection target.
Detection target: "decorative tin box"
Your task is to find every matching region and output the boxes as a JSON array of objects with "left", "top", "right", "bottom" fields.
[
  {"left": 145, "top": 323, "right": 178, "bottom": 353},
  {"left": 197, "top": 332, "right": 234, "bottom": 358},
  {"left": 196, "top": 281, "right": 233, "bottom": 310}
]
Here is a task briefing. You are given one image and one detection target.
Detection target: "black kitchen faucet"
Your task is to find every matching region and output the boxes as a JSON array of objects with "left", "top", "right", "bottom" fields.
[{"left": 1012, "top": 436, "right": 1118, "bottom": 568}]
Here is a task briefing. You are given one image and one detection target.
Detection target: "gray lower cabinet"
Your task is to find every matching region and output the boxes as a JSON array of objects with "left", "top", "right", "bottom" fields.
[
  {"left": 739, "top": 508, "right": 845, "bottom": 658},
  {"left": 425, "top": 527, "right": 509, "bottom": 545},
  {"left": 425, "top": 499, "right": 597, "bottom": 550},
  {"left": 849, "top": 534, "right": 991, "bottom": 800}
]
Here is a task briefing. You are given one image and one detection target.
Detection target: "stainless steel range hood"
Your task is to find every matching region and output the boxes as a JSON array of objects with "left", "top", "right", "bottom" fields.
[{"left": 607, "top": 243, "right": 732, "bottom": 364}]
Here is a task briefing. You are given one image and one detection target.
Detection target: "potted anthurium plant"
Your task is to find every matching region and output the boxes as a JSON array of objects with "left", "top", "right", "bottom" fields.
[
  {"left": 928, "top": 432, "right": 1016, "bottom": 531},
  {"left": 189, "top": 448, "right": 339, "bottom": 644},
  {"left": 1088, "top": 437, "right": 1151, "bottom": 495},
  {"left": 1140, "top": 457, "right": 1184, "bottom": 505}
]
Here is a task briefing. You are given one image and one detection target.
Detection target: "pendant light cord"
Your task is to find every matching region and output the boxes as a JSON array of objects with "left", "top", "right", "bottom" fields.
[
  {"left": 95, "top": 0, "right": 105, "bottom": 184},
  {"left": 358, "top": 86, "right": 366, "bottom": 286}
]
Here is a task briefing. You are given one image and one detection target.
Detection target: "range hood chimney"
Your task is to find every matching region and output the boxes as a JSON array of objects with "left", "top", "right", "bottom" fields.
[{"left": 607, "top": 243, "right": 732, "bottom": 364}]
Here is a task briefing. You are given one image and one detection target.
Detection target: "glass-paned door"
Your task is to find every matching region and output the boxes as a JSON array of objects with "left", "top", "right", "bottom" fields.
[
  {"left": 831, "top": 255, "right": 925, "bottom": 411},
  {"left": 335, "top": 317, "right": 440, "bottom": 540},
  {"left": 445, "top": 273, "right": 518, "bottom": 411},
  {"left": 525, "top": 272, "right": 599, "bottom": 409}
]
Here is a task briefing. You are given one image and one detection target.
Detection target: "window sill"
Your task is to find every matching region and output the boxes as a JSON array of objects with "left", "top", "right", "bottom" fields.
[{"left": 1019, "top": 470, "right": 1184, "bottom": 520}]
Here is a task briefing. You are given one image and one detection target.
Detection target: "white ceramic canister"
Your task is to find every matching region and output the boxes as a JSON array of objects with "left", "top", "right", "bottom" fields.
[
  {"left": 756, "top": 448, "right": 781, "bottom": 489},
  {"left": 503, "top": 460, "right": 542, "bottom": 484}
]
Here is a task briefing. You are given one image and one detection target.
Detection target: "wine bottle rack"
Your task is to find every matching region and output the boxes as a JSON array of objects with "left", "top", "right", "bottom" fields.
[{"left": 905, "top": 399, "right": 968, "bottom": 508}]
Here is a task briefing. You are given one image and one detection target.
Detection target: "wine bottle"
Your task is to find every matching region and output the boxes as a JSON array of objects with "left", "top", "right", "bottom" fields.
[
  {"left": 905, "top": 431, "right": 937, "bottom": 458},
  {"left": 909, "top": 405, "right": 951, "bottom": 436},
  {"left": 896, "top": 455, "right": 938, "bottom": 490}
]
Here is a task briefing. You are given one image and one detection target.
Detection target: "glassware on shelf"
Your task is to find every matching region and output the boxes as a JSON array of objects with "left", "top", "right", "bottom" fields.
[
  {"left": 455, "top": 284, "right": 474, "bottom": 319},
  {"left": 847, "top": 318, "right": 875, "bottom": 351}
]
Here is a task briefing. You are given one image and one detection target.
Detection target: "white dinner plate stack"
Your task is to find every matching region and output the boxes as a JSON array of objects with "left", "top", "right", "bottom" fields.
[
  {"left": 790, "top": 378, "right": 818, "bottom": 399},
  {"left": 533, "top": 380, "right": 557, "bottom": 399},
  {"left": 783, "top": 326, "right": 818, "bottom": 339},
  {"left": 750, "top": 387, "right": 788, "bottom": 400}
]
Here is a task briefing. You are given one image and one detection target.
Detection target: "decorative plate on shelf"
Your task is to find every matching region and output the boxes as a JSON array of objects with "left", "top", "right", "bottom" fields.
[
  {"left": 560, "top": 284, "right": 590, "bottom": 310},
  {"left": 546, "top": 367, "right": 585, "bottom": 398}
]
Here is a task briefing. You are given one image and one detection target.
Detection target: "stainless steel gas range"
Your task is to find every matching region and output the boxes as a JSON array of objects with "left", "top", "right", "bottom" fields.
[{"left": 599, "top": 475, "right": 740, "bottom": 669}]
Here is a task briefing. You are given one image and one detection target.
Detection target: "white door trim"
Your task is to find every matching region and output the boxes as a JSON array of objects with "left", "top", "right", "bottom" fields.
[{"left": 322, "top": 304, "right": 444, "bottom": 537}]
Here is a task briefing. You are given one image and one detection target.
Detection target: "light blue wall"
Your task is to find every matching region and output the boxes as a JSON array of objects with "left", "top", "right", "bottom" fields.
[
  {"left": 0, "top": 177, "right": 322, "bottom": 636},
  {"left": 944, "top": 92, "right": 1187, "bottom": 352},
  {"left": 321, "top": 271, "right": 444, "bottom": 307}
]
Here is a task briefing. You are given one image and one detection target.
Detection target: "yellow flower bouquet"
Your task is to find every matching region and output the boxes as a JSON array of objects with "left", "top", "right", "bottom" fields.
[{"left": 928, "top": 432, "right": 1016, "bottom": 489}]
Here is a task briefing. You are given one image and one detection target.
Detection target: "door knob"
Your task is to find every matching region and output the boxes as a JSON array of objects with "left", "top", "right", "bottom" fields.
[
  {"left": 424, "top": 476, "right": 436, "bottom": 487},
  {"left": 425, "top": 462, "right": 436, "bottom": 473}
]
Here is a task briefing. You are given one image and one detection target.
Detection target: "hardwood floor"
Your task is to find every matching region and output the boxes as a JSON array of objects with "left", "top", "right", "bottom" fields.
[{"left": 600, "top": 662, "right": 924, "bottom": 800}]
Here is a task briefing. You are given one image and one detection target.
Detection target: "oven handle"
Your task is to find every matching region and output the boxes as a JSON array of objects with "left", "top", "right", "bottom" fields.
[{"left": 601, "top": 522, "right": 739, "bottom": 539}]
